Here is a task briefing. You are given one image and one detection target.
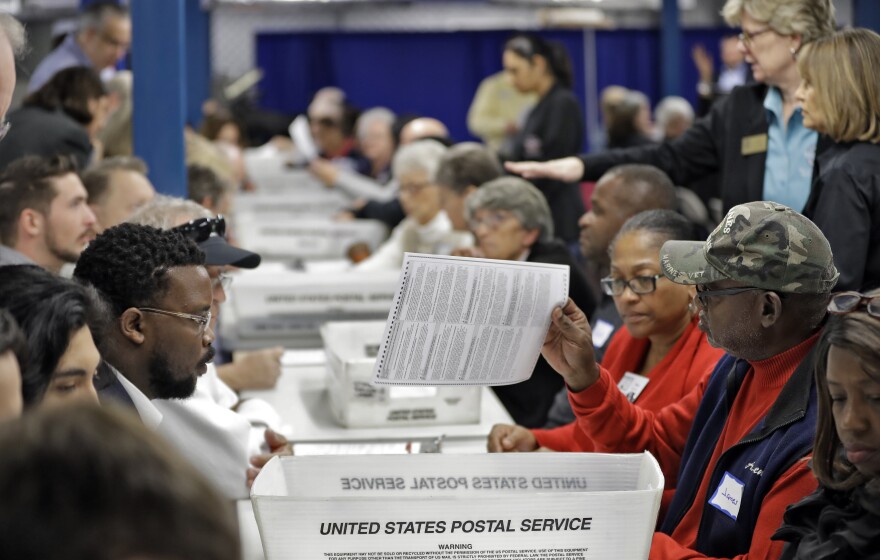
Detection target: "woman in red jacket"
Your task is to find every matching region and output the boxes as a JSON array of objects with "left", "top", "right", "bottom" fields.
[{"left": 488, "top": 209, "right": 724, "bottom": 453}]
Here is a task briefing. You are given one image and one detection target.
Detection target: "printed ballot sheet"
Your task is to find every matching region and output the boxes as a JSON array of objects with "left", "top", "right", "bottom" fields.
[{"left": 372, "top": 253, "right": 569, "bottom": 386}]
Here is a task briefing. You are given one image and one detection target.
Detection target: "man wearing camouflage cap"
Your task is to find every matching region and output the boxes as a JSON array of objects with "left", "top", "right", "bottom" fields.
[{"left": 538, "top": 201, "right": 837, "bottom": 559}]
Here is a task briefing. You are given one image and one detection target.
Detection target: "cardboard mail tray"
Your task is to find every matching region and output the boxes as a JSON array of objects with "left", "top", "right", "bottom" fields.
[
  {"left": 252, "top": 452, "right": 664, "bottom": 560},
  {"left": 235, "top": 192, "right": 351, "bottom": 222},
  {"left": 321, "top": 321, "right": 481, "bottom": 428},
  {"left": 236, "top": 218, "right": 388, "bottom": 261},
  {"left": 230, "top": 271, "right": 399, "bottom": 320}
]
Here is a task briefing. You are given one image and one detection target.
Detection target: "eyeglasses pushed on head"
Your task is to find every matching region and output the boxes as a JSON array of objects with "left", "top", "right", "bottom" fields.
[
  {"left": 173, "top": 216, "right": 226, "bottom": 243},
  {"left": 828, "top": 291, "right": 880, "bottom": 318}
]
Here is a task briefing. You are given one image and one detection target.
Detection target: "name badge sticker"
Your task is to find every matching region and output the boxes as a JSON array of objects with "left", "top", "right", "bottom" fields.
[
  {"left": 708, "top": 471, "right": 745, "bottom": 520},
  {"left": 617, "top": 372, "right": 650, "bottom": 403},
  {"left": 592, "top": 320, "right": 614, "bottom": 348},
  {"left": 741, "top": 133, "right": 768, "bottom": 156}
]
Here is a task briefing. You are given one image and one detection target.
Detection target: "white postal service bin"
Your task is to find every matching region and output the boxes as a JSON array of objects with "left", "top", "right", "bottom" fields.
[
  {"left": 321, "top": 321, "right": 481, "bottom": 428},
  {"left": 251, "top": 452, "right": 664, "bottom": 560}
]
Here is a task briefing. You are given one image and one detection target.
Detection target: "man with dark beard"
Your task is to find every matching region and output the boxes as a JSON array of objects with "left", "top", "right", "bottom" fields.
[{"left": 73, "top": 223, "right": 265, "bottom": 498}]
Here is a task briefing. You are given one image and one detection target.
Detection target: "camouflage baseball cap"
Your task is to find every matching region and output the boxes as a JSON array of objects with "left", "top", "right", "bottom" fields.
[{"left": 660, "top": 201, "right": 839, "bottom": 293}]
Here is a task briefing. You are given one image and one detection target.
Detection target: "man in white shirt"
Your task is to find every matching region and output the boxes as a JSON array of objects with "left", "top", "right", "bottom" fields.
[{"left": 73, "top": 223, "right": 288, "bottom": 498}]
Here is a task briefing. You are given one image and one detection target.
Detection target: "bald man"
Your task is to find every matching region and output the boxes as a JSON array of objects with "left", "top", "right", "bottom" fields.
[{"left": 399, "top": 117, "right": 450, "bottom": 146}]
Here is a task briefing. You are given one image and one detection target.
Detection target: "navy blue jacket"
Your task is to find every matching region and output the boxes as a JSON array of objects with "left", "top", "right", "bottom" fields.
[{"left": 658, "top": 347, "right": 818, "bottom": 557}]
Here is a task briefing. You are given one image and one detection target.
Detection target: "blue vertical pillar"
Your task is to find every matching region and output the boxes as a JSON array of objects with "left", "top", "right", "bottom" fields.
[
  {"left": 131, "top": 0, "right": 187, "bottom": 197},
  {"left": 660, "top": 0, "right": 682, "bottom": 97},
  {"left": 185, "top": 0, "right": 211, "bottom": 129},
  {"left": 855, "top": 0, "right": 880, "bottom": 33}
]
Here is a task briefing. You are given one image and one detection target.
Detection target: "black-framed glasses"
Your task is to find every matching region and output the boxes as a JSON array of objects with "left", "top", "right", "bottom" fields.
[
  {"left": 601, "top": 274, "right": 663, "bottom": 297},
  {"left": 0, "top": 121, "right": 10, "bottom": 142},
  {"left": 694, "top": 286, "right": 764, "bottom": 307},
  {"left": 173, "top": 216, "right": 226, "bottom": 243},
  {"left": 139, "top": 307, "right": 212, "bottom": 336},
  {"left": 828, "top": 291, "right": 880, "bottom": 318},
  {"left": 739, "top": 27, "right": 773, "bottom": 46}
]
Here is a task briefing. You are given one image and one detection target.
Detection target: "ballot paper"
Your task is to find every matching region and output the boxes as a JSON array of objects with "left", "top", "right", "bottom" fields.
[
  {"left": 372, "top": 253, "right": 569, "bottom": 386},
  {"left": 290, "top": 114, "right": 318, "bottom": 161}
]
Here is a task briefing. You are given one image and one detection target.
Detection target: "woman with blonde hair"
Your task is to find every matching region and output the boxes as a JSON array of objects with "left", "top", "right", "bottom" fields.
[
  {"left": 795, "top": 27, "right": 880, "bottom": 291},
  {"left": 507, "top": 0, "right": 836, "bottom": 228}
]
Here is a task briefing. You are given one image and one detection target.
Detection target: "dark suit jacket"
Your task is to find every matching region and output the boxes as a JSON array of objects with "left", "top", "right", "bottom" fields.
[
  {"left": 509, "top": 83, "right": 586, "bottom": 243},
  {"left": 94, "top": 360, "right": 136, "bottom": 410},
  {"left": 0, "top": 106, "right": 92, "bottom": 171},
  {"left": 802, "top": 141, "right": 880, "bottom": 291},
  {"left": 491, "top": 239, "right": 596, "bottom": 428},
  {"left": 578, "top": 83, "right": 832, "bottom": 215}
]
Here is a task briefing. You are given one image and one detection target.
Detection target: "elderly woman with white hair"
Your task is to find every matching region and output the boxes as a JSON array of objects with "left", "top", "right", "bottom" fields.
[
  {"left": 355, "top": 140, "right": 472, "bottom": 271},
  {"left": 464, "top": 176, "right": 596, "bottom": 427}
]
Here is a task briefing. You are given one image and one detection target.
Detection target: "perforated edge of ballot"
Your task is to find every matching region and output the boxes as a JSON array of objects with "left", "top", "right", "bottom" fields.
[{"left": 372, "top": 253, "right": 569, "bottom": 386}]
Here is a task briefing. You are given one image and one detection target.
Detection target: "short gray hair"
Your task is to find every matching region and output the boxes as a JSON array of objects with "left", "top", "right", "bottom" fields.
[
  {"left": 126, "top": 194, "right": 211, "bottom": 229},
  {"left": 79, "top": 2, "right": 129, "bottom": 33},
  {"left": 722, "top": 0, "right": 835, "bottom": 44},
  {"left": 355, "top": 107, "right": 395, "bottom": 141},
  {"left": 392, "top": 139, "right": 447, "bottom": 181},
  {"left": 0, "top": 13, "right": 26, "bottom": 58},
  {"left": 654, "top": 96, "right": 694, "bottom": 131},
  {"left": 464, "top": 176, "right": 554, "bottom": 242}
]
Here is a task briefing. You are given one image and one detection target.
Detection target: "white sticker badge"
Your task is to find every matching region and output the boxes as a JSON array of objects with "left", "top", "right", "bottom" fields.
[
  {"left": 708, "top": 471, "right": 745, "bottom": 520},
  {"left": 617, "top": 372, "right": 650, "bottom": 403},
  {"left": 592, "top": 320, "right": 614, "bottom": 348}
]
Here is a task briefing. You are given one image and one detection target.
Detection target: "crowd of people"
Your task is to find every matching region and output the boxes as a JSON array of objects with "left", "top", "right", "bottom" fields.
[{"left": 0, "top": 0, "right": 879, "bottom": 558}]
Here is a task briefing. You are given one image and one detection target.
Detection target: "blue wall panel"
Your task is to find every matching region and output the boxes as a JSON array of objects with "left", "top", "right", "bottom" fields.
[{"left": 256, "top": 27, "right": 731, "bottom": 153}]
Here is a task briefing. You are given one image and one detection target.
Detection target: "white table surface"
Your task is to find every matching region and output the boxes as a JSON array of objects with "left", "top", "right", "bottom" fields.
[
  {"left": 242, "top": 349, "right": 512, "bottom": 446},
  {"left": 238, "top": 349, "right": 513, "bottom": 559}
]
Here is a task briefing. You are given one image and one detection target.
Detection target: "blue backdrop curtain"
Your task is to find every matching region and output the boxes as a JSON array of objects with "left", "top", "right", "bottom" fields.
[{"left": 256, "top": 27, "right": 733, "bottom": 153}]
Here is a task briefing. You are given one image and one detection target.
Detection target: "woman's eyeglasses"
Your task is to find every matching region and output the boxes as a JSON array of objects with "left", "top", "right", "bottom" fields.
[
  {"left": 601, "top": 275, "right": 663, "bottom": 297},
  {"left": 468, "top": 210, "right": 516, "bottom": 232},
  {"left": 173, "top": 216, "right": 226, "bottom": 243},
  {"left": 828, "top": 291, "right": 880, "bottom": 318},
  {"left": 738, "top": 27, "right": 773, "bottom": 47}
]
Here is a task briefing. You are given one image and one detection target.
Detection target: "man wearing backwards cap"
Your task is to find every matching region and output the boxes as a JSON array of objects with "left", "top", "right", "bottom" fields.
[{"left": 537, "top": 201, "right": 837, "bottom": 559}]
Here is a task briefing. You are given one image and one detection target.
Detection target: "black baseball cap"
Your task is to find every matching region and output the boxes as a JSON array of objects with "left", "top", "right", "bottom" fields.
[{"left": 174, "top": 216, "right": 262, "bottom": 269}]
